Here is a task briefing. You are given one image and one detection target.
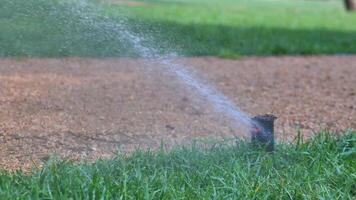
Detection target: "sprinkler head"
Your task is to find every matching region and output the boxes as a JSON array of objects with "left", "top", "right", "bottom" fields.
[{"left": 250, "top": 114, "right": 277, "bottom": 152}]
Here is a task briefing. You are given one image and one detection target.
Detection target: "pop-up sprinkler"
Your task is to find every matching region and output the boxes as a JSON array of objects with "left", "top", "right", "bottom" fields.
[{"left": 250, "top": 114, "right": 277, "bottom": 152}]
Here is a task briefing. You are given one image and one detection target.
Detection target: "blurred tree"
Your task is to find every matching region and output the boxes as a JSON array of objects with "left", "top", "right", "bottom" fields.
[{"left": 344, "top": 0, "right": 356, "bottom": 11}]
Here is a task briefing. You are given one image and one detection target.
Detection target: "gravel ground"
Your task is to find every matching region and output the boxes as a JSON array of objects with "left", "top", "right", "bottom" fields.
[{"left": 0, "top": 56, "right": 355, "bottom": 170}]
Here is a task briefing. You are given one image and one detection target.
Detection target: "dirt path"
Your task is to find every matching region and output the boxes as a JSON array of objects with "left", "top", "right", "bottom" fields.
[{"left": 0, "top": 56, "right": 355, "bottom": 170}]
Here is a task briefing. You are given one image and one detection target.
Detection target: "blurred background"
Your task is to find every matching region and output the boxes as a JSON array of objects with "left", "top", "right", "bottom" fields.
[
  {"left": 1, "top": 0, "right": 355, "bottom": 57},
  {"left": 0, "top": 0, "right": 355, "bottom": 170}
]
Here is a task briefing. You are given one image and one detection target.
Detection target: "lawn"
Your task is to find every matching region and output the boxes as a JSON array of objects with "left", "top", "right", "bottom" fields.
[
  {"left": 0, "top": 1, "right": 355, "bottom": 198},
  {"left": 1, "top": 0, "right": 356, "bottom": 57},
  {"left": 0, "top": 131, "right": 355, "bottom": 199}
]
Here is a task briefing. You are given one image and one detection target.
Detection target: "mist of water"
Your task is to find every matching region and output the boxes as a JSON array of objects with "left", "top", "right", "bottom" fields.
[{"left": 62, "top": 0, "right": 256, "bottom": 133}]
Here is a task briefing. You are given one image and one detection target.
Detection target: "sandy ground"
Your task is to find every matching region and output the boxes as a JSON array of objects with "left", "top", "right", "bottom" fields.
[{"left": 0, "top": 56, "right": 355, "bottom": 170}]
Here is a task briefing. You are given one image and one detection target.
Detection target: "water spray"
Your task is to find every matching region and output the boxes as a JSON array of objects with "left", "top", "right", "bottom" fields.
[{"left": 65, "top": 0, "right": 278, "bottom": 150}]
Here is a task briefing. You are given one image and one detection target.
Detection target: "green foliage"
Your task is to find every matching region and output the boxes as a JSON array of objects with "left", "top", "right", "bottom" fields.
[
  {"left": 119, "top": 0, "right": 356, "bottom": 57},
  {"left": 0, "top": 131, "right": 355, "bottom": 199},
  {"left": 0, "top": 0, "right": 356, "bottom": 57}
]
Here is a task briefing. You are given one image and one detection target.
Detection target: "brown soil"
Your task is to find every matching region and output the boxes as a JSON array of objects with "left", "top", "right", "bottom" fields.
[{"left": 0, "top": 56, "right": 355, "bottom": 170}]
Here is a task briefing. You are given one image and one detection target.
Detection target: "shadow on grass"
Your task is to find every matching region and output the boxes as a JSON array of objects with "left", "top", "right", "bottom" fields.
[
  {"left": 2, "top": 19, "right": 356, "bottom": 57},
  {"left": 145, "top": 20, "right": 356, "bottom": 57},
  {"left": 0, "top": 0, "right": 355, "bottom": 57}
]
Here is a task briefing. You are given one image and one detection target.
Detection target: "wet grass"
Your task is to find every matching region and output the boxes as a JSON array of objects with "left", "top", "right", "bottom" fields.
[
  {"left": 1, "top": 0, "right": 356, "bottom": 57},
  {"left": 0, "top": 0, "right": 136, "bottom": 57},
  {"left": 0, "top": 131, "right": 355, "bottom": 199}
]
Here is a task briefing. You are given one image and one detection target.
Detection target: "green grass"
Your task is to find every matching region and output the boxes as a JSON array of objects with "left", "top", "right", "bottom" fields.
[
  {"left": 0, "top": 131, "right": 355, "bottom": 199},
  {"left": 1, "top": 0, "right": 356, "bottom": 57}
]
